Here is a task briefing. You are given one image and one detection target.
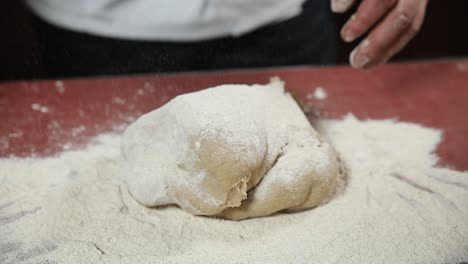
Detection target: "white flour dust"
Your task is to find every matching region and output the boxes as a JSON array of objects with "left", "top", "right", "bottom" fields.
[
  {"left": 306, "top": 86, "right": 328, "bottom": 101},
  {"left": 31, "top": 103, "right": 49, "bottom": 113},
  {"left": 55, "top": 80, "right": 65, "bottom": 94},
  {"left": 1, "top": 114, "right": 467, "bottom": 264}
]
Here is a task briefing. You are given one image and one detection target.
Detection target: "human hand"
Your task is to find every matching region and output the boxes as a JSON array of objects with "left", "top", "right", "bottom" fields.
[{"left": 331, "top": 0, "right": 428, "bottom": 69}]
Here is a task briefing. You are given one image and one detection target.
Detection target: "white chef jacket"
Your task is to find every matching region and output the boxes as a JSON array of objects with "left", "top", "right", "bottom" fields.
[{"left": 25, "top": 0, "right": 307, "bottom": 41}]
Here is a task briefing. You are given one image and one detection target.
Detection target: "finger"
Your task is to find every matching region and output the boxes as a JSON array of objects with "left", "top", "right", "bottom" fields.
[
  {"left": 331, "top": 0, "right": 355, "bottom": 13},
  {"left": 341, "top": 0, "right": 397, "bottom": 42},
  {"left": 379, "top": 0, "right": 428, "bottom": 65},
  {"left": 349, "top": 0, "right": 421, "bottom": 69}
]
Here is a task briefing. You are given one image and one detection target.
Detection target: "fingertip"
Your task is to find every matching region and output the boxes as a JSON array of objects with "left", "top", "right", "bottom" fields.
[
  {"left": 349, "top": 49, "right": 356, "bottom": 64},
  {"left": 349, "top": 39, "right": 372, "bottom": 69},
  {"left": 349, "top": 48, "right": 369, "bottom": 69},
  {"left": 331, "top": 0, "right": 354, "bottom": 13},
  {"left": 341, "top": 15, "right": 360, "bottom": 42},
  {"left": 342, "top": 29, "right": 357, "bottom": 43}
]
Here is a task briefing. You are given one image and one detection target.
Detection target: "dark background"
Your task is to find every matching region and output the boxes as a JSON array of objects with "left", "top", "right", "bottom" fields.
[{"left": 1, "top": 1, "right": 467, "bottom": 81}]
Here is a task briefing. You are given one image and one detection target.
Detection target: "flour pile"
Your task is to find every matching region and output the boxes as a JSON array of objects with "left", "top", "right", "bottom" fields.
[{"left": 1, "top": 115, "right": 468, "bottom": 263}]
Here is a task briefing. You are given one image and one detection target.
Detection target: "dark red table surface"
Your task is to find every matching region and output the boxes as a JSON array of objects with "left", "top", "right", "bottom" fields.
[{"left": 0, "top": 59, "right": 467, "bottom": 170}]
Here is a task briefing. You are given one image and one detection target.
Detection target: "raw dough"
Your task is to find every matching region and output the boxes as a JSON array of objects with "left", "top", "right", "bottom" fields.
[{"left": 121, "top": 79, "right": 344, "bottom": 220}]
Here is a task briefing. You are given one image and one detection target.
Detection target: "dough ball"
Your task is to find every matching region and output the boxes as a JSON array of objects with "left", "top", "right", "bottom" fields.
[{"left": 121, "top": 79, "right": 344, "bottom": 220}]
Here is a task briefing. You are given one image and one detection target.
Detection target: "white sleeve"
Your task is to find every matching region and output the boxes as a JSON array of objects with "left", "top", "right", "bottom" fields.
[{"left": 25, "top": 0, "right": 306, "bottom": 41}]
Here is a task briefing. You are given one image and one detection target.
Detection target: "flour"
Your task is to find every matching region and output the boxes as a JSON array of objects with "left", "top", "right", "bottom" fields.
[
  {"left": 306, "top": 86, "right": 327, "bottom": 100},
  {"left": 31, "top": 103, "right": 49, "bottom": 113},
  {"left": 55, "top": 80, "right": 65, "bottom": 94},
  {"left": 1, "top": 115, "right": 468, "bottom": 263}
]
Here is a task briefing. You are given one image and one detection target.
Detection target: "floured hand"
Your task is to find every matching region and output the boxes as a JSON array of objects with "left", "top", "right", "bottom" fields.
[{"left": 331, "top": 0, "right": 428, "bottom": 69}]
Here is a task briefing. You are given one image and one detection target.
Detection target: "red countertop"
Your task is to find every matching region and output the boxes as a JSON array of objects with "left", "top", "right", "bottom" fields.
[{"left": 1, "top": 59, "right": 467, "bottom": 170}]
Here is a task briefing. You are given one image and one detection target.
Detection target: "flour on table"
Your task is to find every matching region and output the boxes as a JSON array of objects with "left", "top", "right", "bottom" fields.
[
  {"left": 31, "top": 103, "right": 49, "bottom": 113},
  {"left": 310, "top": 86, "right": 327, "bottom": 100},
  {"left": 1, "top": 117, "right": 468, "bottom": 263},
  {"left": 121, "top": 79, "right": 343, "bottom": 220},
  {"left": 55, "top": 80, "right": 65, "bottom": 94}
]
